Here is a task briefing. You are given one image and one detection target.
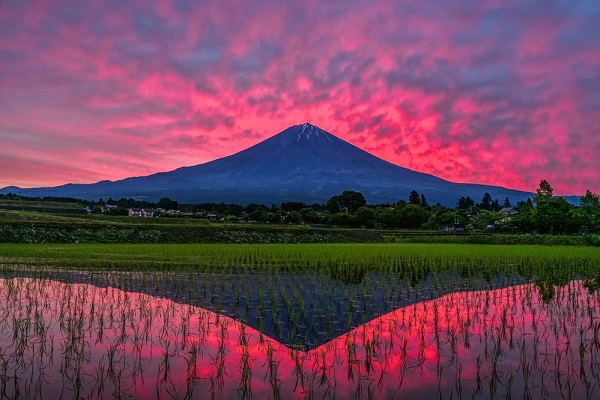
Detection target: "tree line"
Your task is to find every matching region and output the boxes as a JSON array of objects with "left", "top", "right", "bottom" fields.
[{"left": 1, "top": 179, "right": 599, "bottom": 234}]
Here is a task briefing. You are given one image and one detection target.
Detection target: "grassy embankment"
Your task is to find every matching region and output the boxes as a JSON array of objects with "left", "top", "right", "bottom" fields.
[
  {"left": 1, "top": 209, "right": 598, "bottom": 245},
  {"left": 0, "top": 209, "right": 381, "bottom": 243}
]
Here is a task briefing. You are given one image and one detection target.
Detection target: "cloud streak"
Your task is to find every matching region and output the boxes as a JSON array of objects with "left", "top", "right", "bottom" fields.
[{"left": 1, "top": 0, "right": 598, "bottom": 196}]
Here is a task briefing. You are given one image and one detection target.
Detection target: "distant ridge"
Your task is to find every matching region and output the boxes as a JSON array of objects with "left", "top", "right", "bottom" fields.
[{"left": 1, "top": 123, "right": 536, "bottom": 206}]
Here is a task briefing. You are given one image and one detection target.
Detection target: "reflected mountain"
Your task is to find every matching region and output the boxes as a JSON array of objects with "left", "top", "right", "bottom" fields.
[{"left": 5, "top": 266, "right": 528, "bottom": 350}]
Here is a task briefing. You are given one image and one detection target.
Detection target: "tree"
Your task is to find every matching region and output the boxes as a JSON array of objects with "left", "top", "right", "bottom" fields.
[
  {"left": 478, "top": 193, "right": 493, "bottom": 211},
  {"left": 341, "top": 191, "right": 367, "bottom": 213},
  {"left": 425, "top": 209, "right": 461, "bottom": 230},
  {"left": 246, "top": 203, "right": 268, "bottom": 214},
  {"left": 577, "top": 190, "right": 600, "bottom": 233},
  {"left": 354, "top": 206, "right": 376, "bottom": 228},
  {"left": 300, "top": 208, "right": 321, "bottom": 224},
  {"left": 398, "top": 204, "right": 430, "bottom": 229},
  {"left": 285, "top": 211, "right": 303, "bottom": 224},
  {"left": 375, "top": 207, "right": 400, "bottom": 229},
  {"left": 536, "top": 179, "right": 553, "bottom": 198},
  {"left": 408, "top": 190, "right": 420, "bottom": 205},
  {"left": 249, "top": 207, "right": 269, "bottom": 223},
  {"left": 325, "top": 195, "right": 343, "bottom": 214},
  {"left": 269, "top": 210, "right": 284, "bottom": 224},
  {"left": 281, "top": 202, "right": 307, "bottom": 212},
  {"left": 326, "top": 191, "right": 367, "bottom": 214},
  {"left": 329, "top": 212, "right": 351, "bottom": 227},
  {"left": 532, "top": 180, "right": 577, "bottom": 234},
  {"left": 157, "top": 197, "right": 177, "bottom": 210},
  {"left": 502, "top": 197, "right": 512, "bottom": 208},
  {"left": 116, "top": 198, "right": 130, "bottom": 208},
  {"left": 472, "top": 210, "right": 503, "bottom": 231},
  {"left": 420, "top": 194, "right": 429, "bottom": 208},
  {"left": 456, "top": 196, "right": 475, "bottom": 209},
  {"left": 111, "top": 206, "right": 129, "bottom": 216},
  {"left": 511, "top": 200, "right": 534, "bottom": 233},
  {"left": 491, "top": 199, "right": 501, "bottom": 212},
  {"left": 225, "top": 215, "right": 238, "bottom": 223}
]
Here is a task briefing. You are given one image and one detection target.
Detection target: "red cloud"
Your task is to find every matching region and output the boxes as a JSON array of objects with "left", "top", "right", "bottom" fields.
[{"left": 0, "top": 0, "right": 598, "bottom": 195}]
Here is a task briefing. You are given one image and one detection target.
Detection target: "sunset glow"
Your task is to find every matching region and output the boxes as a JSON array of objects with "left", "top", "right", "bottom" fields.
[
  {"left": 1, "top": 1, "right": 598, "bottom": 195},
  {"left": 2, "top": 277, "right": 599, "bottom": 398}
]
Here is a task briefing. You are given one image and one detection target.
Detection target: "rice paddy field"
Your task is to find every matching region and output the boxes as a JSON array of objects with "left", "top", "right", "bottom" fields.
[{"left": 1, "top": 243, "right": 600, "bottom": 399}]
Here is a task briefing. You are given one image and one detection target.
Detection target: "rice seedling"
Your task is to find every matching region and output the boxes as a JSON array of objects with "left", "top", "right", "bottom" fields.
[{"left": 0, "top": 243, "right": 599, "bottom": 397}]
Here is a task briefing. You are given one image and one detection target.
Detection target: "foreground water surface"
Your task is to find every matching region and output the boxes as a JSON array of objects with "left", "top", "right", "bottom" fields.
[{"left": 1, "top": 273, "right": 600, "bottom": 399}]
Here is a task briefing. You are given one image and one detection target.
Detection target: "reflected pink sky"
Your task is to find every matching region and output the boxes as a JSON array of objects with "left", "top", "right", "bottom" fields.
[
  {"left": 1, "top": 1, "right": 599, "bottom": 195},
  {"left": 1, "top": 278, "right": 599, "bottom": 398}
]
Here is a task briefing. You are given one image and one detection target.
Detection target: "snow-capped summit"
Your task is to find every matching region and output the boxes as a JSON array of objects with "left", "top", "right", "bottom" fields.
[{"left": 294, "top": 123, "right": 333, "bottom": 143}]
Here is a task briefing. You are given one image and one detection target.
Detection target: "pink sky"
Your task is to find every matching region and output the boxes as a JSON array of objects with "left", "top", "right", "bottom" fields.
[{"left": 1, "top": 0, "right": 598, "bottom": 195}]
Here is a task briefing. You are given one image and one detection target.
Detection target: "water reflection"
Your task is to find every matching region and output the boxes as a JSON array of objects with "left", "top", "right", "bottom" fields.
[
  {"left": 1, "top": 277, "right": 599, "bottom": 399},
  {"left": 3, "top": 267, "right": 525, "bottom": 351}
]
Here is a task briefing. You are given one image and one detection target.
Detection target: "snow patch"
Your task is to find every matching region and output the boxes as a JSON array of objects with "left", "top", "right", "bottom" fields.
[{"left": 297, "top": 122, "right": 329, "bottom": 142}]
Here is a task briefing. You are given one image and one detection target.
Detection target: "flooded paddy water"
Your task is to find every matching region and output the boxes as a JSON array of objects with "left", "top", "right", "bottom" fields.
[{"left": 2, "top": 266, "right": 600, "bottom": 399}]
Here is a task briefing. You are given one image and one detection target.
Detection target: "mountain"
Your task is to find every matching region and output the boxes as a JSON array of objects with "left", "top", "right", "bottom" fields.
[{"left": 2, "top": 123, "right": 535, "bottom": 206}]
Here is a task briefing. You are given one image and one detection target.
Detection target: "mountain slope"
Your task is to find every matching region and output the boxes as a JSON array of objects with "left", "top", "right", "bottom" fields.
[{"left": 1, "top": 123, "right": 534, "bottom": 205}]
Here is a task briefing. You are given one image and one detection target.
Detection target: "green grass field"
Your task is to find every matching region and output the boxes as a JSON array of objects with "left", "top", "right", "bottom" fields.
[{"left": 1, "top": 243, "right": 599, "bottom": 281}]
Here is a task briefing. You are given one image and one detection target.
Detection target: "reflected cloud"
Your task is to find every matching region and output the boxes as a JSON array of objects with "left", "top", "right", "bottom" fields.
[{"left": 1, "top": 277, "right": 599, "bottom": 398}]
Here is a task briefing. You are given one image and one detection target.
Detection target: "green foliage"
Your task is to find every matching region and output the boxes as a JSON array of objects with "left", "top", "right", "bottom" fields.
[
  {"left": 420, "top": 193, "right": 429, "bottom": 208},
  {"left": 397, "top": 204, "right": 430, "bottom": 229},
  {"left": 577, "top": 190, "right": 600, "bottom": 234},
  {"left": 157, "top": 197, "right": 178, "bottom": 210},
  {"left": 330, "top": 212, "right": 352, "bottom": 226},
  {"left": 456, "top": 196, "right": 475, "bottom": 209},
  {"left": 109, "top": 206, "right": 129, "bottom": 216},
  {"left": 471, "top": 210, "right": 503, "bottom": 231},
  {"left": 408, "top": 190, "right": 420, "bottom": 205},
  {"left": 532, "top": 180, "right": 577, "bottom": 234},
  {"left": 2, "top": 179, "right": 598, "bottom": 237},
  {"left": 478, "top": 193, "right": 493, "bottom": 211},
  {"left": 425, "top": 209, "right": 461, "bottom": 230},
  {"left": 284, "top": 211, "right": 303, "bottom": 224},
  {"left": 280, "top": 202, "right": 307, "bottom": 212},
  {"left": 326, "top": 191, "right": 367, "bottom": 214},
  {"left": 299, "top": 208, "right": 322, "bottom": 224},
  {"left": 536, "top": 179, "right": 553, "bottom": 198},
  {"left": 249, "top": 207, "right": 269, "bottom": 222},
  {"left": 269, "top": 210, "right": 284, "bottom": 224},
  {"left": 354, "top": 206, "right": 376, "bottom": 228}
]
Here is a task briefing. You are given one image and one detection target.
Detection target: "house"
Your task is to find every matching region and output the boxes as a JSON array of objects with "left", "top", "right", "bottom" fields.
[
  {"left": 439, "top": 223, "right": 466, "bottom": 232},
  {"left": 206, "top": 213, "right": 218, "bottom": 221},
  {"left": 499, "top": 207, "right": 518, "bottom": 222},
  {"left": 128, "top": 208, "right": 154, "bottom": 217},
  {"left": 100, "top": 204, "right": 117, "bottom": 214},
  {"left": 439, "top": 218, "right": 466, "bottom": 232}
]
